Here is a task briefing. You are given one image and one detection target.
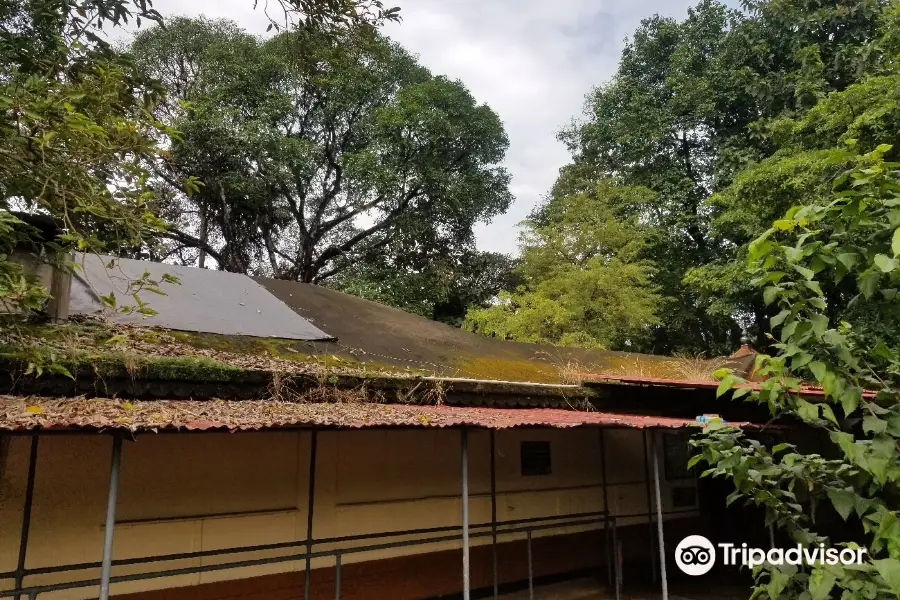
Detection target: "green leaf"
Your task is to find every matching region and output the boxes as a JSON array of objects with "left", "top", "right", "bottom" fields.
[
  {"left": 840, "top": 388, "right": 860, "bottom": 417},
  {"left": 809, "top": 567, "right": 836, "bottom": 600},
  {"left": 716, "top": 375, "right": 737, "bottom": 398},
  {"left": 863, "top": 415, "right": 887, "bottom": 434},
  {"left": 770, "top": 310, "right": 791, "bottom": 328},
  {"left": 809, "top": 313, "right": 829, "bottom": 337},
  {"left": 794, "top": 265, "right": 816, "bottom": 280},
  {"left": 809, "top": 361, "right": 827, "bottom": 382},
  {"left": 763, "top": 286, "right": 780, "bottom": 305},
  {"left": 797, "top": 398, "right": 820, "bottom": 422},
  {"left": 874, "top": 254, "right": 898, "bottom": 273},
  {"left": 893, "top": 228, "right": 900, "bottom": 257},
  {"left": 827, "top": 488, "right": 855, "bottom": 521},
  {"left": 874, "top": 558, "right": 900, "bottom": 594},
  {"left": 836, "top": 253, "right": 859, "bottom": 270},
  {"left": 858, "top": 272, "right": 880, "bottom": 299}
]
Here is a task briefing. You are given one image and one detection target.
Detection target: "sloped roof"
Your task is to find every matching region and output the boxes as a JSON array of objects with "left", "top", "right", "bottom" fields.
[
  {"left": 70, "top": 255, "right": 332, "bottom": 341},
  {"left": 0, "top": 395, "right": 752, "bottom": 432},
  {"left": 255, "top": 277, "right": 741, "bottom": 384}
]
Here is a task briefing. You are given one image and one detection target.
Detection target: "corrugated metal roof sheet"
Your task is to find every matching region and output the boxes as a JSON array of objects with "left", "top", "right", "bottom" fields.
[
  {"left": 70, "top": 255, "right": 333, "bottom": 341},
  {"left": 0, "top": 396, "right": 758, "bottom": 433}
]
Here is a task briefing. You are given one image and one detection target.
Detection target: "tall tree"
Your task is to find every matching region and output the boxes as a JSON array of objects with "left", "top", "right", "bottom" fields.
[
  {"left": 0, "top": 0, "right": 398, "bottom": 356},
  {"left": 544, "top": 0, "right": 896, "bottom": 355},
  {"left": 130, "top": 18, "right": 512, "bottom": 285},
  {"left": 464, "top": 181, "right": 660, "bottom": 350}
]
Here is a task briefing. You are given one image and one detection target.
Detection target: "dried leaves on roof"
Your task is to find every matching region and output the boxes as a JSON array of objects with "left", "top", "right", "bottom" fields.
[{"left": 0, "top": 395, "right": 735, "bottom": 432}]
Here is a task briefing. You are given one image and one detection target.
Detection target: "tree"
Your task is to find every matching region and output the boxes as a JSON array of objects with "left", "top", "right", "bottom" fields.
[
  {"left": 130, "top": 18, "right": 512, "bottom": 284},
  {"left": 695, "top": 147, "right": 900, "bottom": 599},
  {"left": 0, "top": 0, "right": 399, "bottom": 352},
  {"left": 329, "top": 249, "right": 518, "bottom": 325},
  {"left": 464, "top": 181, "right": 660, "bottom": 349},
  {"left": 548, "top": 0, "right": 896, "bottom": 355}
]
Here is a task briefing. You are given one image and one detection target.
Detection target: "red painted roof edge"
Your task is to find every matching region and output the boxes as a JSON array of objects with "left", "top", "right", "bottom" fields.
[{"left": 583, "top": 374, "right": 876, "bottom": 398}]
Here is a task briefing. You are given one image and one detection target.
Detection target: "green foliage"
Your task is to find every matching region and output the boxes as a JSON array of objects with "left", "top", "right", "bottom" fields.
[
  {"left": 464, "top": 182, "right": 660, "bottom": 349},
  {"left": 545, "top": 0, "right": 898, "bottom": 354},
  {"left": 695, "top": 149, "right": 900, "bottom": 599},
  {"left": 0, "top": 0, "right": 399, "bottom": 369},
  {"left": 330, "top": 250, "right": 518, "bottom": 326},
  {"left": 130, "top": 18, "right": 511, "bottom": 286},
  {"left": 0, "top": 0, "right": 172, "bottom": 321}
]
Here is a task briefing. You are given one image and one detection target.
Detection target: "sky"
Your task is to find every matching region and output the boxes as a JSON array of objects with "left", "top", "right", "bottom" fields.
[{"left": 129, "top": 0, "right": 703, "bottom": 254}]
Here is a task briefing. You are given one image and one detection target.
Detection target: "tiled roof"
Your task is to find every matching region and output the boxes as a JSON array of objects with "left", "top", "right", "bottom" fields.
[{"left": 0, "top": 396, "right": 756, "bottom": 433}]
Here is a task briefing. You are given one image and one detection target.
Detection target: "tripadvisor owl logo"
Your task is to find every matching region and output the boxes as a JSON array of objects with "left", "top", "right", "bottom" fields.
[
  {"left": 675, "top": 535, "right": 716, "bottom": 576},
  {"left": 675, "top": 535, "right": 868, "bottom": 576}
]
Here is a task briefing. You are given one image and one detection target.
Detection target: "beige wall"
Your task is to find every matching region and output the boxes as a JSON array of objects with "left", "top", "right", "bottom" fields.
[{"left": 0, "top": 426, "right": 696, "bottom": 600}]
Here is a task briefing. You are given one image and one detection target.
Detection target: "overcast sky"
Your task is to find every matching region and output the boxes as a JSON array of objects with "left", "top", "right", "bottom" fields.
[{"left": 132, "top": 0, "right": 703, "bottom": 255}]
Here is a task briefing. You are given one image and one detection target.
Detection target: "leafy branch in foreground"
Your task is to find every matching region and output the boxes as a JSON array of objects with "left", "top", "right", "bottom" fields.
[{"left": 694, "top": 145, "right": 900, "bottom": 599}]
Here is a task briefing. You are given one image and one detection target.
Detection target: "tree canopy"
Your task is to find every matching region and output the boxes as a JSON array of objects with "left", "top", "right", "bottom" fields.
[
  {"left": 129, "top": 17, "right": 512, "bottom": 290},
  {"left": 0, "top": 0, "right": 399, "bottom": 361},
  {"left": 465, "top": 181, "right": 660, "bottom": 348},
  {"left": 697, "top": 146, "right": 900, "bottom": 600},
  {"left": 508, "top": 0, "right": 900, "bottom": 355}
]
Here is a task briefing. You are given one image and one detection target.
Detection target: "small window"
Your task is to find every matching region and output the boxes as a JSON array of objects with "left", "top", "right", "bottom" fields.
[
  {"left": 521, "top": 441, "right": 551, "bottom": 476},
  {"left": 672, "top": 486, "right": 697, "bottom": 508},
  {"left": 663, "top": 432, "right": 693, "bottom": 480}
]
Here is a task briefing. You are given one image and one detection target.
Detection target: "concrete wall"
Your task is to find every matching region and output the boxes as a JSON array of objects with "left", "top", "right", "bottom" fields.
[{"left": 0, "top": 427, "right": 697, "bottom": 600}]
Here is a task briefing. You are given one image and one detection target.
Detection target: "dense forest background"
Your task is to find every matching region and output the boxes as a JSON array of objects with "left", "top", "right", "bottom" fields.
[{"left": 113, "top": 0, "right": 900, "bottom": 357}]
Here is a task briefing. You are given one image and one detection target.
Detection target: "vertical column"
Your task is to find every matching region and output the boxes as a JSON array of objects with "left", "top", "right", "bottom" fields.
[
  {"left": 651, "top": 432, "right": 668, "bottom": 600},
  {"left": 490, "top": 429, "right": 498, "bottom": 599},
  {"left": 599, "top": 429, "right": 611, "bottom": 586},
  {"left": 304, "top": 430, "right": 318, "bottom": 600},
  {"left": 642, "top": 430, "right": 658, "bottom": 581},
  {"left": 461, "top": 428, "right": 470, "bottom": 600},
  {"left": 14, "top": 436, "right": 39, "bottom": 600},
  {"left": 99, "top": 436, "right": 123, "bottom": 600}
]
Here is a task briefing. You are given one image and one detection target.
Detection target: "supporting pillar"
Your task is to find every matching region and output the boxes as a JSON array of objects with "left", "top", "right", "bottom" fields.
[
  {"left": 599, "top": 429, "right": 611, "bottom": 586},
  {"left": 14, "top": 436, "right": 39, "bottom": 600},
  {"left": 490, "top": 429, "right": 498, "bottom": 599},
  {"left": 461, "top": 428, "right": 470, "bottom": 600},
  {"left": 642, "top": 430, "right": 658, "bottom": 582},
  {"left": 650, "top": 432, "right": 668, "bottom": 600},
  {"left": 304, "top": 430, "right": 318, "bottom": 600},
  {"left": 99, "top": 436, "right": 123, "bottom": 600},
  {"left": 526, "top": 529, "right": 534, "bottom": 600}
]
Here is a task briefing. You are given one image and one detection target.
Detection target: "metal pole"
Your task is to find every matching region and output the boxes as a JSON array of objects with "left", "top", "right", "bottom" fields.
[
  {"left": 599, "top": 429, "right": 611, "bottom": 587},
  {"left": 461, "top": 428, "right": 471, "bottom": 600},
  {"left": 651, "top": 432, "right": 669, "bottom": 600},
  {"left": 642, "top": 430, "right": 657, "bottom": 582},
  {"left": 304, "top": 430, "right": 318, "bottom": 600},
  {"left": 334, "top": 552, "right": 341, "bottom": 600},
  {"left": 14, "top": 436, "right": 39, "bottom": 600},
  {"left": 99, "top": 436, "right": 123, "bottom": 600},
  {"left": 490, "top": 429, "right": 498, "bottom": 599},
  {"left": 526, "top": 529, "right": 533, "bottom": 600},
  {"left": 460, "top": 427, "right": 469, "bottom": 600},
  {"left": 612, "top": 518, "right": 620, "bottom": 600}
]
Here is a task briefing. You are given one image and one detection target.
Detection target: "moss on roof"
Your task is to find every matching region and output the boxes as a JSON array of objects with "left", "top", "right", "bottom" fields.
[{"left": 2, "top": 284, "right": 745, "bottom": 399}]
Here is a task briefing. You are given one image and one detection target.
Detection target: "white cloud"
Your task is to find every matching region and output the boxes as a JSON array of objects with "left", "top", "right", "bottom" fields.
[{"left": 129, "top": 0, "right": 702, "bottom": 253}]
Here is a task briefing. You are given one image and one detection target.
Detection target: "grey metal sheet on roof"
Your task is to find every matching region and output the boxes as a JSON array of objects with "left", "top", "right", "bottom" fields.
[{"left": 69, "top": 255, "right": 333, "bottom": 340}]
